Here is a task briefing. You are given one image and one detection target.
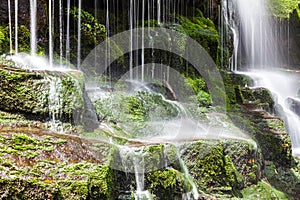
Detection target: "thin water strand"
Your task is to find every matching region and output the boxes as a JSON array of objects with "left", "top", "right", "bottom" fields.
[
  {"left": 66, "top": 0, "right": 70, "bottom": 61},
  {"left": 30, "top": 0, "right": 37, "bottom": 55},
  {"left": 14, "top": 0, "right": 18, "bottom": 54},
  {"left": 59, "top": 0, "right": 63, "bottom": 65},
  {"left": 49, "top": 0, "right": 53, "bottom": 67},
  {"left": 77, "top": 0, "right": 82, "bottom": 70},
  {"left": 8, "top": 0, "right": 13, "bottom": 54},
  {"left": 129, "top": 0, "right": 134, "bottom": 80}
]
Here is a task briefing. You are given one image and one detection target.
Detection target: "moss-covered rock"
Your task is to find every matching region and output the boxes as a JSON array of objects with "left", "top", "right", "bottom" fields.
[
  {"left": 264, "top": 161, "right": 300, "bottom": 199},
  {"left": 0, "top": 128, "right": 114, "bottom": 199},
  {"left": 179, "top": 139, "right": 262, "bottom": 198},
  {"left": 146, "top": 168, "right": 191, "bottom": 199},
  {"left": 0, "top": 65, "right": 85, "bottom": 124}
]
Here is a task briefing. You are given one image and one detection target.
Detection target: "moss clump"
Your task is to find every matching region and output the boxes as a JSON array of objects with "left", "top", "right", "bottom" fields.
[
  {"left": 0, "top": 26, "right": 10, "bottom": 53},
  {"left": 0, "top": 129, "right": 114, "bottom": 199},
  {"left": 0, "top": 133, "right": 66, "bottom": 159},
  {"left": 186, "top": 77, "right": 212, "bottom": 107},
  {"left": 0, "top": 165, "right": 114, "bottom": 199},
  {"left": 223, "top": 140, "right": 262, "bottom": 187},
  {"left": 146, "top": 168, "right": 191, "bottom": 199},
  {"left": 69, "top": 7, "right": 106, "bottom": 64},
  {"left": 93, "top": 90, "right": 179, "bottom": 137}
]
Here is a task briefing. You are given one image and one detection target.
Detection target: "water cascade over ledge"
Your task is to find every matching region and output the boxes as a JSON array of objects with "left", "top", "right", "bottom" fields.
[{"left": 225, "top": 0, "right": 300, "bottom": 155}]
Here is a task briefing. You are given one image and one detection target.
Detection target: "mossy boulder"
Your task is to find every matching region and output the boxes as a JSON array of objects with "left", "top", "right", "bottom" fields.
[
  {"left": 0, "top": 65, "right": 86, "bottom": 125},
  {"left": 179, "top": 139, "right": 261, "bottom": 198}
]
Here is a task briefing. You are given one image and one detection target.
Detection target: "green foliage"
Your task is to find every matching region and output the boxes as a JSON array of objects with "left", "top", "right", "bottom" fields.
[
  {"left": 70, "top": 7, "right": 106, "bottom": 44},
  {"left": 69, "top": 7, "right": 106, "bottom": 63},
  {"left": 174, "top": 9, "right": 219, "bottom": 61},
  {"left": 0, "top": 26, "right": 9, "bottom": 53},
  {"left": 268, "top": 0, "right": 300, "bottom": 18},
  {"left": 186, "top": 77, "right": 212, "bottom": 107},
  {"left": 147, "top": 169, "right": 190, "bottom": 199}
]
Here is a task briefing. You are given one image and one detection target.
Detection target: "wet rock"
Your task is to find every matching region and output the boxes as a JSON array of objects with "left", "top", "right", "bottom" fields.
[{"left": 286, "top": 97, "right": 300, "bottom": 117}]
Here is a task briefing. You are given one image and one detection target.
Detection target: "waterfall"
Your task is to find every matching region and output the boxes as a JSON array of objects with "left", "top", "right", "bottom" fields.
[
  {"left": 48, "top": 77, "right": 64, "bottom": 133},
  {"left": 228, "top": 0, "right": 300, "bottom": 155},
  {"left": 141, "top": 0, "right": 145, "bottom": 82},
  {"left": 30, "top": 0, "right": 37, "bottom": 55},
  {"left": 157, "top": 0, "right": 161, "bottom": 25},
  {"left": 8, "top": 0, "right": 12, "bottom": 54},
  {"left": 232, "top": 0, "right": 280, "bottom": 68},
  {"left": 14, "top": 0, "right": 18, "bottom": 54}
]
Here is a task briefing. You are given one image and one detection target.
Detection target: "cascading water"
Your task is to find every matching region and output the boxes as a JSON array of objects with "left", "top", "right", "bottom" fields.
[
  {"left": 227, "top": 0, "right": 300, "bottom": 155},
  {"left": 119, "top": 147, "right": 153, "bottom": 200},
  {"left": 235, "top": 0, "right": 281, "bottom": 67}
]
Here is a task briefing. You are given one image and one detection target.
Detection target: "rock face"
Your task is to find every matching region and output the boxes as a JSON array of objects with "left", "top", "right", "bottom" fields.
[
  {"left": 0, "top": 0, "right": 47, "bottom": 30},
  {"left": 229, "top": 73, "right": 300, "bottom": 199}
]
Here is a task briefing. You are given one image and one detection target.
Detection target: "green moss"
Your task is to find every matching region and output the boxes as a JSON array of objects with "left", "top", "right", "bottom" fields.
[
  {"left": 241, "top": 180, "right": 288, "bottom": 199},
  {"left": 264, "top": 161, "right": 300, "bottom": 198},
  {"left": 0, "top": 66, "right": 85, "bottom": 126},
  {"left": 0, "top": 26, "right": 10, "bottom": 53},
  {"left": 0, "top": 133, "right": 67, "bottom": 159},
  {"left": 58, "top": 181, "right": 89, "bottom": 200},
  {"left": 69, "top": 7, "right": 106, "bottom": 64},
  {"left": 180, "top": 141, "right": 241, "bottom": 197},
  {"left": 186, "top": 77, "right": 212, "bottom": 107},
  {"left": 147, "top": 168, "right": 190, "bottom": 199},
  {"left": 94, "top": 91, "right": 179, "bottom": 137},
  {"left": 174, "top": 9, "right": 219, "bottom": 62}
]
